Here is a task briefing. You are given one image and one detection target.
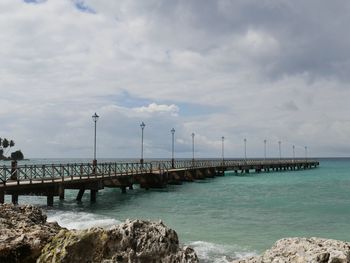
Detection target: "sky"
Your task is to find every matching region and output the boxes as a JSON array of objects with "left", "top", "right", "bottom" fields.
[{"left": 1, "top": 0, "right": 350, "bottom": 159}]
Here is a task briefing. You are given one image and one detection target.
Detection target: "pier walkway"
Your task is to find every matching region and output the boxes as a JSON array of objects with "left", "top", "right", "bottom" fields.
[{"left": 0, "top": 159, "right": 319, "bottom": 206}]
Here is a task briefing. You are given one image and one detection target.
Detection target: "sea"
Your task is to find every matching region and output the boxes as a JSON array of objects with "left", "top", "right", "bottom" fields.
[{"left": 1, "top": 158, "right": 350, "bottom": 262}]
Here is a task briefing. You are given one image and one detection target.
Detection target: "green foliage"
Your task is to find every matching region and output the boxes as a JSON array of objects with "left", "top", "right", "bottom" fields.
[
  {"left": 0, "top": 138, "right": 22, "bottom": 160},
  {"left": 11, "top": 150, "right": 24, "bottom": 160},
  {"left": 2, "top": 138, "right": 9, "bottom": 148}
]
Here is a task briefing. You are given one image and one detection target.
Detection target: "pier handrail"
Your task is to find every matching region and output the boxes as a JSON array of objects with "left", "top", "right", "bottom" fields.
[{"left": 0, "top": 159, "right": 319, "bottom": 185}]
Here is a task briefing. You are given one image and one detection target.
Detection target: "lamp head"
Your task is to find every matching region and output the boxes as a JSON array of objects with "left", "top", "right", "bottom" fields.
[{"left": 92, "top": 112, "right": 99, "bottom": 122}]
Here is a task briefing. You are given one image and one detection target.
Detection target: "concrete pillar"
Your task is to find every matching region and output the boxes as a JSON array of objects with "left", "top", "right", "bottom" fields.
[
  {"left": 90, "top": 189, "right": 97, "bottom": 202},
  {"left": 12, "top": 194, "right": 18, "bottom": 205},
  {"left": 0, "top": 190, "right": 4, "bottom": 204},
  {"left": 121, "top": 186, "right": 127, "bottom": 194},
  {"left": 47, "top": 195, "right": 54, "bottom": 207},
  {"left": 59, "top": 185, "right": 65, "bottom": 200},
  {"left": 76, "top": 188, "right": 85, "bottom": 201}
]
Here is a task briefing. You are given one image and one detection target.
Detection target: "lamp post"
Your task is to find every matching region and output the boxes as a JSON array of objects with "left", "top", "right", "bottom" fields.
[
  {"left": 191, "top": 133, "right": 195, "bottom": 164},
  {"left": 293, "top": 145, "right": 295, "bottom": 162},
  {"left": 171, "top": 128, "right": 175, "bottom": 168},
  {"left": 140, "top": 122, "right": 145, "bottom": 164},
  {"left": 221, "top": 136, "right": 225, "bottom": 163},
  {"left": 244, "top": 138, "right": 247, "bottom": 162},
  {"left": 92, "top": 112, "right": 99, "bottom": 168},
  {"left": 264, "top": 139, "right": 267, "bottom": 161},
  {"left": 278, "top": 141, "right": 282, "bottom": 160}
]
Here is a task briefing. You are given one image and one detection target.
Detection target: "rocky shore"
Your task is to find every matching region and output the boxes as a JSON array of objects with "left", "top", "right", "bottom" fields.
[
  {"left": 233, "top": 237, "right": 350, "bottom": 263},
  {"left": 1, "top": 204, "right": 350, "bottom": 263},
  {"left": 0, "top": 204, "right": 198, "bottom": 263}
]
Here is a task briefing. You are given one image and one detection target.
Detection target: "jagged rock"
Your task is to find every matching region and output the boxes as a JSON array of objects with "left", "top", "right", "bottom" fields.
[
  {"left": 0, "top": 204, "right": 197, "bottom": 263},
  {"left": 0, "top": 204, "right": 61, "bottom": 263},
  {"left": 233, "top": 237, "right": 350, "bottom": 263},
  {"left": 38, "top": 219, "right": 198, "bottom": 263}
]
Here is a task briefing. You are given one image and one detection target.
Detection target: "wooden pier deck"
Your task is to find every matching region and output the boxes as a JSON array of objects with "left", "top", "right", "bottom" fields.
[{"left": 0, "top": 159, "right": 319, "bottom": 206}]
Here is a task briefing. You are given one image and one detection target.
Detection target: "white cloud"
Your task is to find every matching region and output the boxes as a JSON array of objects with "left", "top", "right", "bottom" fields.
[
  {"left": 0, "top": 0, "right": 349, "bottom": 158},
  {"left": 133, "top": 103, "right": 179, "bottom": 116}
]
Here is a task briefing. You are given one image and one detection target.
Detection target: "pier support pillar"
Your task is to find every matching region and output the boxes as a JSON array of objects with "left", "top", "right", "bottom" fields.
[
  {"left": 90, "top": 189, "right": 97, "bottom": 203},
  {"left": 12, "top": 194, "right": 18, "bottom": 205},
  {"left": 245, "top": 169, "right": 249, "bottom": 173},
  {"left": 47, "top": 195, "right": 54, "bottom": 207},
  {"left": 121, "top": 186, "right": 127, "bottom": 194},
  {"left": 129, "top": 185, "right": 134, "bottom": 190},
  {"left": 76, "top": 188, "right": 85, "bottom": 202},
  {"left": 0, "top": 190, "right": 4, "bottom": 204},
  {"left": 59, "top": 185, "right": 65, "bottom": 200}
]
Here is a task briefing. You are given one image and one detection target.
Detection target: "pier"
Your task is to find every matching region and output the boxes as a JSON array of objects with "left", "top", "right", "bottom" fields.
[{"left": 0, "top": 159, "right": 319, "bottom": 206}]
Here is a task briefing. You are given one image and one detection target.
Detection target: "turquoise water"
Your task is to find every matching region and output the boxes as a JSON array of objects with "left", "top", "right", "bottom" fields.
[{"left": 3, "top": 158, "right": 350, "bottom": 262}]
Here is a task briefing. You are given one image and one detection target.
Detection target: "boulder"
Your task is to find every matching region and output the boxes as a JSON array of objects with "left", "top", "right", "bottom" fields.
[
  {"left": 233, "top": 237, "right": 350, "bottom": 263},
  {"left": 0, "top": 204, "right": 61, "bottom": 263},
  {"left": 0, "top": 204, "right": 198, "bottom": 263},
  {"left": 38, "top": 219, "right": 198, "bottom": 263}
]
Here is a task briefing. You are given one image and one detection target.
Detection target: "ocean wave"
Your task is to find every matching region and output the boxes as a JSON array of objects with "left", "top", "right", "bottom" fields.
[
  {"left": 188, "top": 241, "right": 257, "bottom": 263},
  {"left": 46, "top": 210, "right": 121, "bottom": 230}
]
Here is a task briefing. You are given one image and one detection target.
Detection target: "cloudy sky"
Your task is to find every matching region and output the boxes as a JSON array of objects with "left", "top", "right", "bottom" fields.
[{"left": 1, "top": 0, "right": 349, "bottom": 159}]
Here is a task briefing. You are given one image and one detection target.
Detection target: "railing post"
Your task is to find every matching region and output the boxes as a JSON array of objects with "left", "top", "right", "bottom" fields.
[
  {"left": 10, "top": 160, "right": 17, "bottom": 181},
  {"left": 92, "top": 159, "right": 97, "bottom": 175},
  {"left": 42, "top": 165, "right": 45, "bottom": 183}
]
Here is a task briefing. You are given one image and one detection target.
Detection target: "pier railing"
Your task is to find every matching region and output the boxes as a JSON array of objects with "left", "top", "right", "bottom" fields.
[
  {"left": 0, "top": 162, "right": 153, "bottom": 185},
  {"left": 0, "top": 159, "right": 318, "bottom": 185},
  {"left": 151, "top": 159, "right": 317, "bottom": 170}
]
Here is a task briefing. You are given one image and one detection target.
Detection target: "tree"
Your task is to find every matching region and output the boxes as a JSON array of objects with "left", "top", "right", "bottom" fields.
[
  {"left": 0, "top": 138, "right": 23, "bottom": 160},
  {"left": 11, "top": 150, "right": 24, "bottom": 161},
  {"left": 2, "top": 138, "right": 9, "bottom": 149}
]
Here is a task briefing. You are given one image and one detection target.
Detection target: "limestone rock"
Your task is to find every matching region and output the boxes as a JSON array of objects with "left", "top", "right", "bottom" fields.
[
  {"left": 38, "top": 219, "right": 198, "bottom": 263},
  {"left": 0, "top": 204, "right": 61, "bottom": 263},
  {"left": 1, "top": 204, "right": 197, "bottom": 263},
  {"left": 233, "top": 237, "right": 350, "bottom": 263}
]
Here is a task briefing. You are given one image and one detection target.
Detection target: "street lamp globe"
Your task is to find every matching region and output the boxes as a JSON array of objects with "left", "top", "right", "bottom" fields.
[{"left": 140, "top": 122, "right": 145, "bottom": 130}]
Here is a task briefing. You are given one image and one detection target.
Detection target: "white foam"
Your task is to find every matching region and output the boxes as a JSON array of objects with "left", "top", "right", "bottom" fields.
[
  {"left": 46, "top": 210, "right": 121, "bottom": 230},
  {"left": 188, "top": 240, "right": 257, "bottom": 263}
]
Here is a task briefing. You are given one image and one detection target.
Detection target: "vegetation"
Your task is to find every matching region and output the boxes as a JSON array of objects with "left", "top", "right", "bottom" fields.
[{"left": 0, "top": 137, "right": 24, "bottom": 160}]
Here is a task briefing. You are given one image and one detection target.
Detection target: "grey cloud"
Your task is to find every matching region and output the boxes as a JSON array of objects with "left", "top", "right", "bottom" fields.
[
  {"left": 279, "top": 101, "right": 299, "bottom": 112},
  {"left": 1, "top": 0, "right": 350, "bottom": 158}
]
